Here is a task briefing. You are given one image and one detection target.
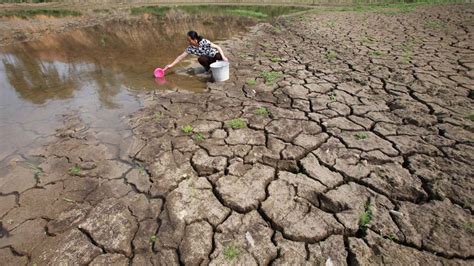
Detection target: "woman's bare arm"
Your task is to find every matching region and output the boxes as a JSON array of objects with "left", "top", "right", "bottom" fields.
[
  {"left": 210, "top": 42, "right": 228, "bottom": 61},
  {"left": 164, "top": 51, "right": 188, "bottom": 71}
]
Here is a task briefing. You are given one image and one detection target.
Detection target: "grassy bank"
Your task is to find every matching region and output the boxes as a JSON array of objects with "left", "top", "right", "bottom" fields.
[
  {"left": 130, "top": 5, "right": 310, "bottom": 19},
  {"left": 309, "top": 0, "right": 470, "bottom": 15},
  {"left": 0, "top": 0, "right": 52, "bottom": 3},
  {"left": 0, "top": 9, "right": 81, "bottom": 18}
]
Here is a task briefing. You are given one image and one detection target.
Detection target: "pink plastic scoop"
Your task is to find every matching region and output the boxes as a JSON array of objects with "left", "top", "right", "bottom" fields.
[{"left": 154, "top": 68, "right": 165, "bottom": 78}]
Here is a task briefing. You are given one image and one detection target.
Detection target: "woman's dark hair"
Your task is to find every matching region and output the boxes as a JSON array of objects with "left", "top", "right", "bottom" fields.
[{"left": 187, "top": 31, "right": 202, "bottom": 42}]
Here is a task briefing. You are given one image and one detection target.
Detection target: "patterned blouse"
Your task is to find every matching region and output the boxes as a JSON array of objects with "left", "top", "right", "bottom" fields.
[{"left": 185, "top": 39, "right": 218, "bottom": 58}]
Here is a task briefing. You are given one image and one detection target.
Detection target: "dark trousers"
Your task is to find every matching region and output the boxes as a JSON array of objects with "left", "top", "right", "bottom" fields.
[{"left": 198, "top": 53, "right": 222, "bottom": 71}]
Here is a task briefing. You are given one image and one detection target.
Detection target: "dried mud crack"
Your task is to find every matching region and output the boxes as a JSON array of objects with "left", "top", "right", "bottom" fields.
[{"left": 1, "top": 4, "right": 473, "bottom": 265}]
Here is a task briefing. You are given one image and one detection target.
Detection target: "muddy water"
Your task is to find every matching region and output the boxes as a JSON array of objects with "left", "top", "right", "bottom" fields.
[{"left": 0, "top": 16, "right": 254, "bottom": 164}]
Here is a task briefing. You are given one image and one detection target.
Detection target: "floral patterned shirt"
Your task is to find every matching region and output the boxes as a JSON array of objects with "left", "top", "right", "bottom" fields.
[{"left": 185, "top": 38, "right": 218, "bottom": 57}]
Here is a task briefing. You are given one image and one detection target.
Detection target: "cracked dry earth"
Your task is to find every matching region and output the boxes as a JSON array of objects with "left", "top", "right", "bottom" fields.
[{"left": 1, "top": 4, "right": 474, "bottom": 265}]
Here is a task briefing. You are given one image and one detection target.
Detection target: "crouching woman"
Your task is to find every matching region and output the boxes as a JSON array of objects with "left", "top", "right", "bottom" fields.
[{"left": 164, "top": 30, "right": 228, "bottom": 72}]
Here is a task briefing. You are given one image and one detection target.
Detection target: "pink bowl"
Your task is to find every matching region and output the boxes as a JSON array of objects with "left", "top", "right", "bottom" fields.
[{"left": 154, "top": 68, "right": 165, "bottom": 78}]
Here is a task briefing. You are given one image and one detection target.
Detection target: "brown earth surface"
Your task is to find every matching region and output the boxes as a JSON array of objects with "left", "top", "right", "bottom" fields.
[{"left": 1, "top": 4, "right": 474, "bottom": 265}]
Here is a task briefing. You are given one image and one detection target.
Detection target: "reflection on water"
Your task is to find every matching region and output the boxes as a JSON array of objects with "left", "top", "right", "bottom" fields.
[{"left": 0, "top": 15, "right": 254, "bottom": 163}]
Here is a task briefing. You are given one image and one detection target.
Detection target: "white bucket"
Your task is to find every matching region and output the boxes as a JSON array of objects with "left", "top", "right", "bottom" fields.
[{"left": 210, "top": 61, "right": 229, "bottom": 82}]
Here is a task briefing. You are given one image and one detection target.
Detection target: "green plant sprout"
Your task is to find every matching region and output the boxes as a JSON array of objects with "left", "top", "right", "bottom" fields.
[
  {"left": 227, "top": 119, "right": 246, "bottom": 129},
  {"left": 223, "top": 244, "right": 239, "bottom": 260},
  {"left": 355, "top": 132, "right": 369, "bottom": 140},
  {"left": 256, "top": 107, "right": 270, "bottom": 116},
  {"left": 182, "top": 125, "right": 194, "bottom": 134},
  {"left": 259, "top": 71, "right": 282, "bottom": 84},
  {"left": 193, "top": 133, "right": 205, "bottom": 141},
  {"left": 69, "top": 166, "right": 81, "bottom": 175}
]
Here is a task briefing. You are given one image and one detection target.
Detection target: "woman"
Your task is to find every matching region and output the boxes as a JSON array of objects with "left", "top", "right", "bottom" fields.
[{"left": 163, "top": 31, "right": 228, "bottom": 73}]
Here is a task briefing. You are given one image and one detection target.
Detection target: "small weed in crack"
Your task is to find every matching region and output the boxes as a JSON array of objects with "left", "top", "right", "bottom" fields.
[
  {"left": 227, "top": 119, "right": 246, "bottom": 129},
  {"left": 463, "top": 221, "right": 474, "bottom": 233},
  {"left": 256, "top": 107, "right": 270, "bottom": 116},
  {"left": 182, "top": 125, "right": 194, "bottom": 134},
  {"left": 360, "top": 36, "right": 375, "bottom": 44},
  {"left": 150, "top": 235, "right": 157, "bottom": 243},
  {"left": 246, "top": 79, "right": 256, "bottom": 86},
  {"left": 329, "top": 94, "right": 337, "bottom": 102},
  {"left": 69, "top": 166, "right": 82, "bottom": 175},
  {"left": 424, "top": 19, "right": 444, "bottom": 29},
  {"left": 193, "top": 133, "right": 205, "bottom": 141},
  {"left": 223, "top": 244, "right": 239, "bottom": 260},
  {"left": 270, "top": 57, "right": 284, "bottom": 62},
  {"left": 400, "top": 41, "right": 415, "bottom": 63},
  {"left": 259, "top": 71, "right": 282, "bottom": 84},
  {"left": 369, "top": 50, "right": 385, "bottom": 56},
  {"left": 154, "top": 112, "right": 162, "bottom": 121},
  {"left": 385, "top": 233, "right": 396, "bottom": 241},
  {"left": 137, "top": 166, "right": 146, "bottom": 175},
  {"left": 26, "top": 162, "right": 43, "bottom": 175},
  {"left": 355, "top": 132, "right": 369, "bottom": 140},
  {"left": 465, "top": 114, "right": 474, "bottom": 121},
  {"left": 358, "top": 203, "right": 373, "bottom": 235},
  {"left": 402, "top": 50, "right": 413, "bottom": 64},
  {"left": 325, "top": 51, "right": 337, "bottom": 62}
]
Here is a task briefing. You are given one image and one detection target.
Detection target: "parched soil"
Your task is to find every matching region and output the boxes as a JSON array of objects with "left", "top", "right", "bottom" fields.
[{"left": 1, "top": 4, "right": 473, "bottom": 265}]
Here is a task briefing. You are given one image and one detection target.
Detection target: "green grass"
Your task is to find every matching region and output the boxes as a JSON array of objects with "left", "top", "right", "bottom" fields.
[
  {"left": 223, "top": 244, "right": 239, "bottom": 260},
  {"left": 424, "top": 19, "right": 444, "bottom": 29},
  {"left": 246, "top": 79, "right": 256, "bottom": 86},
  {"left": 69, "top": 166, "right": 81, "bottom": 175},
  {"left": 130, "top": 5, "right": 309, "bottom": 19},
  {"left": 272, "top": 25, "right": 282, "bottom": 33},
  {"left": 360, "top": 36, "right": 376, "bottom": 44},
  {"left": 402, "top": 50, "right": 413, "bottom": 63},
  {"left": 226, "top": 9, "right": 267, "bottom": 19},
  {"left": 0, "top": 0, "right": 53, "bottom": 3},
  {"left": 325, "top": 51, "right": 337, "bottom": 61},
  {"left": 0, "top": 9, "right": 81, "bottom": 19},
  {"left": 227, "top": 119, "right": 246, "bottom": 129},
  {"left": 154, "top": 112, "right": 162, "bottom": 121},
  {"left": 137, "top": 166, "right": 146, "bottom": 176},
  {"left": 369, "top": 50, "right": 385, "bottom": 56},
  {"left": 150, "top": 235, "right": 157, "bottom": 243},
  {"left": 463, "top": 221, "right": 474, "bottom": 233},
  {"left": 329, "top": 95, "right": 337, "bottom": 102},
  {"left": 359, "top": 203, "right": 373, "bottom": 233},
  {"left": 193, "top": 133, "right": 205, "bottom": 141},
  {"left": 400, "top": 40, "right": 416, "bottom": 63},
  {"left": 465, "top": 114, "right": 474, "bottom": 121},
  {"left": 182, "top": 125, "right": 194, "bottom": 134},
  {"left": 355, "top": 132, "right": 369, "bottom": 140},
  {"left": 26, "top": 162, "right": 42, "bottom": 175},
  {"left": 386, "top": 233, "right": 396, "bottom": 241},
  {"left": 259, "top": 71, "right": 282, "bottom": 84},
  {"left": 270, "top": 57, "right": 284, "bottom": 62},
  {"left": 256, "top": 107, "right": 270, "bottom": 116},
  {"left": 310, "top": 1, "right": 457, "bottom": 15},
  {"left": 130, "top": 6, "right": 170, "bottom": 17}
]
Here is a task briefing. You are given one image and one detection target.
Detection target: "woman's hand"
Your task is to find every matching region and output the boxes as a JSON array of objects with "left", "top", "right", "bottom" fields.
[{"left": 222, "top": 55, "right": 229, "bottom": 62}]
